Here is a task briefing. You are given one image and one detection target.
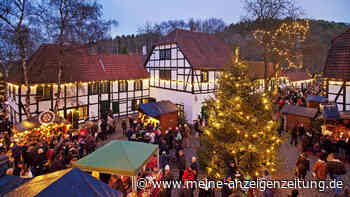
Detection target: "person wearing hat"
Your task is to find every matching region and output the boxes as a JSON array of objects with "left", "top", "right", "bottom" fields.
[
  {"left": 159, "top": 165, "right": 173, "bottom": 197},
  {"left": 159, "top": 151, "right": 169, "bottom": 170},
  {"left": 295, "top": 152, "right": 310, "bottom": 179},
  {"left": 177, "top": 149, "right": 186, "bottom": 181},
  {"left": 182, "top": 164, "right": 196, "bottom": 197},
  {"left": 191, "top": 156, "right": 199, "bottom": 180}
]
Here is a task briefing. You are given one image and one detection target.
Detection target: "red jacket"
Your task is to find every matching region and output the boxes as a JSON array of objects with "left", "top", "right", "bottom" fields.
[
  {"left": 182, "top": 169, "right": 196, "bottom": 184},
  {"left": 146, "top": 156, "right": 157, "bottom": 169}
]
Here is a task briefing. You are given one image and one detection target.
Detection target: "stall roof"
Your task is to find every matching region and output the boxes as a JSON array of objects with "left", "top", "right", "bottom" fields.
[
  {"left": 0, "top": 175, "right": 27, "bottom": 196},
  {"left": 72, "top": 140, "right": 158, "bottom": 176},
  {"left": 6, "top": 168, "right": 122, "bottom": 197},
  {"left": 14, "top": 115, "right": 70, "bottom": 132},
  {"left": 139, "top": 100, "right": 178, "bottom": 118},
  {"left": 281, "top": 104, "right": 318, "bottom": 118},
  {"left": 306, "top": 95, "right": 327, "bottom": 103},
  {"left": 322, "top": 104, "right": 340, "bottom": 119}
]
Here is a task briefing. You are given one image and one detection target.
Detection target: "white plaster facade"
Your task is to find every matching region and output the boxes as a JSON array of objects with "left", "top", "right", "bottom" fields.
[{"left": 7, "top": 79, "right": 150, "bottom": 123}]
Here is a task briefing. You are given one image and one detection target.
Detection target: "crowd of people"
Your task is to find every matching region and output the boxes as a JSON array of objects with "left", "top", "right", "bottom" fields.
[{"left": 278, "top": 86, "right": 350, "bottom": 197}]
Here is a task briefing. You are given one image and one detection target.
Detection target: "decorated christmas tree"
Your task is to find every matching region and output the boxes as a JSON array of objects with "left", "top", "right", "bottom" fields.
[{"left": 198, "top": 48, "right": 282, "bottom": 179}]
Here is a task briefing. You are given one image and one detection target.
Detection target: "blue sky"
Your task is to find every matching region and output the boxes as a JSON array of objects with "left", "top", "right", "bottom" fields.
[{"left": 100, "top": 0, "right": 350, "bottom": 36}]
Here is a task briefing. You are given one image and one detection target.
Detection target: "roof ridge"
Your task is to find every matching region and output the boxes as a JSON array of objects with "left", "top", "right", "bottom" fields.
[{"left": 119, "top": 141, "right": 138, "bottom": 170}]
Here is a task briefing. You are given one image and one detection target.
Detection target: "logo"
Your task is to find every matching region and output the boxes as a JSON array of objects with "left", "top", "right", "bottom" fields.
[{"left": 39, "top": 111, "right": 55, "bottom": 125}]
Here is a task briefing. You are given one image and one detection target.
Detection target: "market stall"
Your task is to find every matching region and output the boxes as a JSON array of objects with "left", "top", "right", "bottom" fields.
[
  {"left": 72, "top": 140, "right": 159, "bottom": 192},
  {"left": 12, "top": 111, "right": 72, "bottom": 144},
  {"left": 6, "top": 168, "right": 122, "bottom": 197},
  {"left": 138, "top": 100, "right": 178, "bottom": 132},
  {"left": 306, "top": 95, "right": 327, "bottom": 109},
  {"left": 320, "top": 104, "right": 350, "bottom": 140},
  {"left": 281, "top": 104, "right": 318, "bottom": 131}
]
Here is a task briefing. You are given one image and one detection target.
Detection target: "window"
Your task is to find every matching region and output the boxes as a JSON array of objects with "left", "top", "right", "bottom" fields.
[
  {"left": 61, "top": 106, "right": 88, "bottom": 120},
  {"left": 119, "top": 80, "right": 128, "bottom": 92},
  {"left": 100, "top": 82, "right": 110, "bottom": 94},
  {"left": 201, "top": 71, "right": 209, "bottom": 83},
  {"left": 100, "top": 101, "right": 110, "bottom": 115},
  {"left": 77, "top": 106, "right": 88, "bottom": 120},
  {"left": 88, "top": 83, "right": 99, "bottom": 95},
  {"left": 134, "top": 80, "right": 143, "bottom": 91},
  {"left": 159, "top": 49, "right": 171, "bottom": 60},
  {"left": 132, "top": 99, "right": 141, "bottom": 111},
  {"left": 36, "top": 86, "right": 52, "bottom": 100},
  {"left": 112, "top": 102, "right": 119, "bottom": 114},
  {"left": 159, "top": 70, "right": 171, "bottom": 81}
]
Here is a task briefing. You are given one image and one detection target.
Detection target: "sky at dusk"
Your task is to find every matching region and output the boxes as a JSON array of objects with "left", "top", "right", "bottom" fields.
[{"left": 100, "top": 0, "right": 350, "bottom": 36}]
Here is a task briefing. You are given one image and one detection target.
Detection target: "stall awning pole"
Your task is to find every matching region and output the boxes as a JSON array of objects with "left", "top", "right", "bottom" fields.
[{"left": 132, "top": 176, "right": 137, "bottom": 192}]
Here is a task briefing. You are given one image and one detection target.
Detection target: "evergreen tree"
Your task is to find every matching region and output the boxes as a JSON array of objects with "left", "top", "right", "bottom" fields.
[{"left": 198, "top": 48, "right": 282, "bottom": 179}]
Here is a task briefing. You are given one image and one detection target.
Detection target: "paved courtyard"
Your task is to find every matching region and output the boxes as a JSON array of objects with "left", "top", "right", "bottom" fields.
[{"left": 99, "top": 121, "right": 350, "bottom": 196}]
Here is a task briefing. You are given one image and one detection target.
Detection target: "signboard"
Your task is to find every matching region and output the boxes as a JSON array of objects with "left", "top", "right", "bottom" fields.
[{"left": 38, "top": 111, "right": 55, "bottom": 125}]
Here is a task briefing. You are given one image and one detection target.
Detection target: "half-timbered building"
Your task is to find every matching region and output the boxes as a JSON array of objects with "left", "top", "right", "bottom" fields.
[
  {"left": 323, "top": 28, "right": 350, "bottom": 111},
  {"left": 7, "top": 44, "right": 150, "bottom": 123},
  {"left": 144, "top": 29, "right": 233, "bottom": 122}
]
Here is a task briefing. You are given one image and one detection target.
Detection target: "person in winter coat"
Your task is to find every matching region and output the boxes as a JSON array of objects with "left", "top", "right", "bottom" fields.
[
  {"left": 327, "top": 153, "right": 346, "bottom": 195},
  {"left": 296, "top": 152, "right": 310, "bottom": 179},
  {"left": 198, "top": 177, "right": 215, "bottom": 197},
  {"left": 182, "top": 164, "right": 197, "bottom": 197},
  {"left": 159, "top": 165, "right": 173, "bottom": 197},
  {"left": 221, "top": 176, "right": 233, "bottom": 197},
  {"left": 291, "top": 125, "right": 298, "bottom": 147},
  {"left": 177, "top": 150, "right": 186, "bottom": 181},
  {"left": 121, "top": 120, "right": 127, "bottom": 136},
  {"left": 191, "top": 156, "right": 199, "bottom": 180},
  {"left": 159, "top": 151, "right": 169, "bottom": 169},
  {"left": 226, "top": 161, "right": 238, "bottom": 178},
  {"left": 288, "top": 189, "right": 299, "bottom": 197},
  {"left": 313, "top": 155, "right": 328, "bottom": 180}
]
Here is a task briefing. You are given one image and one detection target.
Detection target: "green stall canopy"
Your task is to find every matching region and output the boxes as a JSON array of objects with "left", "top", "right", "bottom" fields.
[{"left": 72, "top": 140, "right": 159, "bottom": 176}]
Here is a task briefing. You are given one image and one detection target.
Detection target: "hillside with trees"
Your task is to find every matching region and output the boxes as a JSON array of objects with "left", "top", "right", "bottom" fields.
[{"left": 96, "top": 19, "right": 348, "bottom": 74}]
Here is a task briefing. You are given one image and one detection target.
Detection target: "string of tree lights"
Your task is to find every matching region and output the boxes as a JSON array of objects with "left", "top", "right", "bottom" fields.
[
  {"left": 253, "top": 19, "right": 310, "bottom": 92},
  {"left": 198, "top": 48, "right": 282, "bottom": 179}
]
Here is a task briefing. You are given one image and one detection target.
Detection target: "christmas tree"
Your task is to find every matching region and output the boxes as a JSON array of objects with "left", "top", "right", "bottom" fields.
[{"left": 198, "top": 48, "right": 282, "bottom": 179}]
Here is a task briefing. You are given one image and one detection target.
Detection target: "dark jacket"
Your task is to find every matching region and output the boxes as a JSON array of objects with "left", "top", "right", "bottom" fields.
[
  {"left": 296, "top": 155, "right": 310, "bottom": 174},
  {"left": 327, "top": 159, "right": 346, "bottom": 177},
  {"left": 177, "top": 155, "right": 186, "bottom": 170}
]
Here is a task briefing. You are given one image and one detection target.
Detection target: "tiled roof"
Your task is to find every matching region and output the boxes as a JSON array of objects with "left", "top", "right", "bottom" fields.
[
  {"left": 246, "top": 61, "right": 275, "bottom": 79},
  {"left": 323, "top": 28, "right": 350, "bottom": 80},
  {"left": 8, "top": 44, "right": 149, "bottom": 84},
  {"left": 157, "top": 29, "right": 233, "bottom": 70}
]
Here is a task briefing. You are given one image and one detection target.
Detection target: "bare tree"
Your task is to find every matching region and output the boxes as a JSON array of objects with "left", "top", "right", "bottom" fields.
[
  {"left": 0, "top": 0, "right": 41, "bottom": 119},
  {"left": 39, "top": 0, "right": 117, "bottom": 115},
  {"left": 242, "top": 0, "right": 306, "bottom": 92}
]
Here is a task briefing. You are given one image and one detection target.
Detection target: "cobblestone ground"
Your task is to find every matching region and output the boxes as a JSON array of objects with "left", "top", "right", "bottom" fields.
[
  {"left": 98, "top": 120, "right": 350, "bottom": 197},
  {"left": 273, "top": 138, "right": 350, "bottom": 197}
]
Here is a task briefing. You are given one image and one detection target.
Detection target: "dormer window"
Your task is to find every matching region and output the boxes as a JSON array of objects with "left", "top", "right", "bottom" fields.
[{"left": 159, "top": 49, "right": 171, "bottom": 60}]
